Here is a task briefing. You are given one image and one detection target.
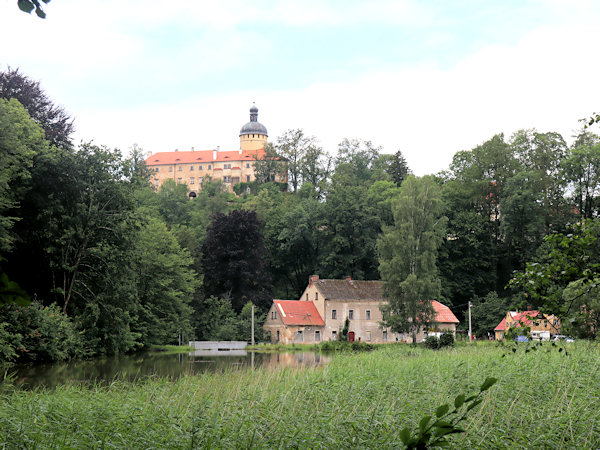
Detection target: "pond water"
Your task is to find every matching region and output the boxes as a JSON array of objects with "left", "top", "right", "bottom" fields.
[{"left": 5, "top": 350, "right": 330, "bottom": 390}]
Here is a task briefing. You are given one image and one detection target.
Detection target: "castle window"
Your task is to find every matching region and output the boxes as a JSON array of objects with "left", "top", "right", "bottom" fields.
[
  {"left": 199, "top": 165, "right": 203, "bottom": 170},
  {"left": 315, "top": 331, "right": 321, "bottom": 342},
  {"left": 177, "top": 178, "right": 182, "bottom": 184},
  {"left": 190, "top": 177, "right": 195, "bottom": 184},
  {"left": 246, "top": 163, "right": 250, "bottom": 168},
  {"left": 366, "top": 331, "right": 371, "bottom": 342},
  {"left": 169, "top": 166, "right": 173, "bottom": 172},
  {"left": 332, "top": 330, "right": 337, "bottom": 340},
  {"left": 198, "top": 177, "right": 203, "bottom": 184},
  {"left": 246, "top": 175, "right": 251, "bottom": 182},
  {"left": 190, "top": 166, "right": 194, "bottom": 171},
  {"left": 178, "top": 166, "right": 182, "bottom": 171},
  {"left": 155, "top": 167, "right": 159, "bottom": 172},
  {"left": 208, "top": 165, "right": 212, "bottom": 170},
  {"left": 383, "top": 330, "right": 388, "bottom": 342},
  {"left": 366, "top": 310, "right": 371, "bottom": 320},
  {"left": 349, "top": 310, "right": 354, "bottom": 320},
  {"left": 315, "top": 292, "right": 318, "bottom": 301},
  {"left": 332, "top": 310, "right": 337, "bottom": 319},
  {"left": 224, "top": 163, "right": 231, "bottom": 169},
  {"left": 224, "top": 176, "right": 231, "bottom": 183}
]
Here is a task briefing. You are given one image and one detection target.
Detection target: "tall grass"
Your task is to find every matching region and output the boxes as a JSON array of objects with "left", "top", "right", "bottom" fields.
[{"left": 1, "top": 342, "right": 599, "bottom": 448}]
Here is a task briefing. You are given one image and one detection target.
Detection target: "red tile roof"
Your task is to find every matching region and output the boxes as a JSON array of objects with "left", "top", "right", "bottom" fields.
[
  {"left": 145, "top": 149, "right": 265, "bottom": 165},
  {"left": 494, "top": 310, "right": 541, "bottom": 331},
  {"left": 494, "top": 317, "right": 507, "bottom": 331},
  {"left": 432, "top": 300, "right": 459, "bottom": 324},
  {"left": 274, "top": 300, "right": 325, "bottom": 326}
]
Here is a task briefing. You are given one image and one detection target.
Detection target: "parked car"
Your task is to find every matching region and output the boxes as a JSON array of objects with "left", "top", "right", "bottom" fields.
[{"left": 515, "top": 335, "right": 529, "bottom": 342}]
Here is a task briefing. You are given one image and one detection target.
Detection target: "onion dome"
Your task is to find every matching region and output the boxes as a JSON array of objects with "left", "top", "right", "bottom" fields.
[{"left": 240, "top": 103, "right": 268, "bottom": 136}]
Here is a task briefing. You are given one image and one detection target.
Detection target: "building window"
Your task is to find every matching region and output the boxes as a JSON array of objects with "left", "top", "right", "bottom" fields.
[
  {"left": 154, "top": 179, "right": 159, "bottom": 187},
  {"left": 276, "top": 330, "right": 280, "bottom": 342},
  {"left": 208, "top": 165, "right": 212, "bottom": 170},
  {"left": 178, "top": 166, "right": 182, "bottom": 171},
  {"left": 199, "top": 165, "right": 203, "bottom": 170},
  {"left": 190, "top": 166, "right": 194, "bottom": 171},
  {"left": 169, "top": 166, "right": 173, "bottom": 172},
  {"left": 246, "top": 175, "right": 251, "bottom": 182},
  {"left": 332, "top": 330, "right": 337, "bottom": 340},
  {"left": 366, "top": 331, "right": 371, "bottom": 342},
  {"left": 349, "top": 310, "right": 354, "bottom": 320},
  {"left": 155, "top": 167, "right": 159, "bottom": 172},
  {"left": 306, "top": 293, "right": 308, "bottom": 301},
  {"left": 315, "top": 330, "right": 321, "bottom": 342},
  {"left": 198, "top": 177, "right": 203, "bottom": 184},
  {"left": 297, "top": 330, "right": 303, "bottom": 342},
  {"left": 366, "top": 310, "right": 371, "bottom": 320},
  {"left": 271, "top": 310, "right": 277, "bottom": 320},
  {"left": 177, "top": 178, "right": 182, "bottom": 184},
  {"left": 224, "top": 176, "right": 231, "bottom": 183},
  {"left": 315, "top": 292, "right": 318, "bottom": 301},
  {"left": 190, "top": 177, "right": 194, "bottom": 184},
  {"left": 332, "top": 310, "right": 337, "bottom": 319},
  {"left": 246, "top": 163, "right": 250, "bottom": 168},
  {"left": 383, "top": 330, "right": 388, "bottom": 342},
  {"left": 224, "top": 163, "right": 231, "bottom": 169}
]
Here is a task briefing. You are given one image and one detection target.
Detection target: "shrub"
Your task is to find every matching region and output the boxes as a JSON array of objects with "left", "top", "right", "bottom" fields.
[
  {"left": 0, "top": 302, "right": 84, "bottom": 362},
  {"left": 439, "top": 332, "right": 455, "bottom": 348},
  {"left": 424, "top": 335, "right": 439, "bottom": 349}
]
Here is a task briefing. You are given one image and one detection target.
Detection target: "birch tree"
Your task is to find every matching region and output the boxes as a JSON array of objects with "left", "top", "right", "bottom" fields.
[{"left": 378, "top": 175, "right": 447, "bottom": 343}]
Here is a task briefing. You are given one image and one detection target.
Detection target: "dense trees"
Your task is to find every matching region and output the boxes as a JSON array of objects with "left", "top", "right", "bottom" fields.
[{"left": 2, "top": 68, "right": 600, "bottom": 362}]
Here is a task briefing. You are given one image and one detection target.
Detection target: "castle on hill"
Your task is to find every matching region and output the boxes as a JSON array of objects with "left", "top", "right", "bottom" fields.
[{"left": 144, "top": 104, "right": 277, "bottom": 196}]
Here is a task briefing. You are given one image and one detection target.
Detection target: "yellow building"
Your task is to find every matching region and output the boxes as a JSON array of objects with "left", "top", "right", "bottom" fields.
[
  {"left": 144, "top": 104, "right": 274, "bottom": 195},
  {"left": 494, "top": 310, "right": 561, "bottom": 340}
]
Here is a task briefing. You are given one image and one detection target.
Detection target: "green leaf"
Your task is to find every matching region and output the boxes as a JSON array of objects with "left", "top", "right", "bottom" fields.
[
  {"left": 454, "top": 394, "right": 465, "bottom": 409},
  {"left": 399, "top": 428, "right": 411, "bottom": 444},
  {"left": 35, "top": 7, "right": 46, "bottom": 18},
  {"left": 18, "top": 0, "right": 34, "bottom": 13},
  {"left": 433, "top": 420, "right": 452, "bottom": 429},
  {"left": 479, "top": 377, "right": 498, "bottom": 392},
  {"left": 435, "top": 404, "right": 450, "bottom": 418},
  {"left": 466, "top": 398, "right": 483, "bottom": 412},
  {"left": 419, "top": 415, "right": 432, "bottom": 431}
]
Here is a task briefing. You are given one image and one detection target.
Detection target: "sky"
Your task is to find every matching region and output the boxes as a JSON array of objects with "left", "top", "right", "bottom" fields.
[{"left": 2, "top": 0, "right": 600, "bottom": 175}]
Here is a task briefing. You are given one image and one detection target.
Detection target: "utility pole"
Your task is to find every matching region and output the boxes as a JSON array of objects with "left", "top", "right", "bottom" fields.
[
  {"left": 251, "top": 303, "right": 255, "bottom": 346},
  {"left": 468, "top": 301, "right": 472, "bottom": 343}
]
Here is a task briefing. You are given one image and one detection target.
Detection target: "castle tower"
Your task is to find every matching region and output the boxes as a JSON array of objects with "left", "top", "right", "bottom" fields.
[{"left": 239, "top": 103, "right": 268, "bottom": 151}]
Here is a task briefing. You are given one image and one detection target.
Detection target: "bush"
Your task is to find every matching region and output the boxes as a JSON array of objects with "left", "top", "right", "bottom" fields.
[
  {"left": 424, "top": 335, "right": 439, "bottom": 349},
  {"left": 439, "top": 332, "right": 455, "bottom": 348},
  {"left": 0, "top": 302, "right": 84, "bottom": 362}
]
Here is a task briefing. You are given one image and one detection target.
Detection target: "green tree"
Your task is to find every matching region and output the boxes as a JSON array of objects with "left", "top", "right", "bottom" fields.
[
  {"left": 385, "top": 149, "right": 411, "bottom": 187},
  {"left": 561, "top": 136, "right": 600, "bottom": 220},
  {"left": 133, "top": 218, "right": 196, "bottom": 346},
  {"left": 378, "top": 175, "right": 447, "bottom": 343},
  {"left": 0, "top": 68, "right": 74, "bottom": 148},
  {"left": 276, "top": 129, "right": 318, "bottom": 193},
  {"left": 470, "top": 291, "right": 512, "bottom": 339},
  {"left": 0, "top": 98, "right": 47, "bottom": 251},
  {"left": 253, "top": 143, "right": 286, "bottom": 184}
]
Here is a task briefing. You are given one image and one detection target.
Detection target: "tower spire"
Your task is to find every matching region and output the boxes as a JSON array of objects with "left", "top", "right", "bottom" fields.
[{"left": 249, "top": 103, "right": 258, "bottom": 122}]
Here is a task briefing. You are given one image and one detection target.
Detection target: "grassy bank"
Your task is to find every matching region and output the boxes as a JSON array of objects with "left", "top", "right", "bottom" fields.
[
  {"left": 1, "top": 342, "right": 599, "bottom": 448},
  {"left": 149, "top": 345, "right": 195, "bottom": 354}
]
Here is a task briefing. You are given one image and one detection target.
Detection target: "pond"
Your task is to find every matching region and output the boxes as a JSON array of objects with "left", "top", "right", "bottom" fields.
[{"left": 5, "top": 350, "right": 331, "bottom": 389}]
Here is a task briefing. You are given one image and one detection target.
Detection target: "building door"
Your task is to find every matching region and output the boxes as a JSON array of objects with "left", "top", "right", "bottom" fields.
[
  {"left": 348, "top": 331, "right": 355, "bottom": 342},
  {"left": 276, "top": 330, "right": 280, "bottom": 343}
]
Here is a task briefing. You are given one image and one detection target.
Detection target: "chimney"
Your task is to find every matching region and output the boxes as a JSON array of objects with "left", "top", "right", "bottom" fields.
[
  {"left": 213, "top": 149, "right": 217, "bottom": 160},
  {"left": 345, "top": 276, "right": 352, "bottom": 281},
  {"left": 309, "top": 275, "right": 319, "bottom": 285}
]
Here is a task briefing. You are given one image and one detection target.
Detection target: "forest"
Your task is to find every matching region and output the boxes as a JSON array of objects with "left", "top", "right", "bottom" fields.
[{"left": 1, "top": 68, "right": 599, "bottom": 363}]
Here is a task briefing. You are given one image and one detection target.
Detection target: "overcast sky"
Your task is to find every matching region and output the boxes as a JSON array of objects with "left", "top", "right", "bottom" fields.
[{"left": 2, "top": 0, "right": 600, "bottom": 175}]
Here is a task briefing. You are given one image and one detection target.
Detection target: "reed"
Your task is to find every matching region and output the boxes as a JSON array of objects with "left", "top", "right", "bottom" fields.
[{"left": 1, "top": 342, "right": 599, "bottom": 448}]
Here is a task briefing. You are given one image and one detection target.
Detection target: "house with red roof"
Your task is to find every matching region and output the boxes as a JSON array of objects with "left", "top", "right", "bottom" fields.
[
  {"left": 144, "top": 104, "right": 286, "bottom": 195},
  {"left": 494, "top": 310, "right": 561, "bottom": 340},
  {"left": 263, "top": 275, "right": 459, "bottom": 344}
]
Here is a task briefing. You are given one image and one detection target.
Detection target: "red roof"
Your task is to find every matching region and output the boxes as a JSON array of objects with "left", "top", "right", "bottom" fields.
[
  {"left": 494, "top": 317, "right": 507, "bottom": 331},
  {"left": 274, "top": 300, "right": 325, "bottom": 326},
  {"left": 494, "top": 310, "right": 540, "bottom": 331},
  {"left": 432, "top": 300, "right": 459, "bottom": 324},
  {"left": 145, "top": 149, "right": 265, "bottom": 165}
]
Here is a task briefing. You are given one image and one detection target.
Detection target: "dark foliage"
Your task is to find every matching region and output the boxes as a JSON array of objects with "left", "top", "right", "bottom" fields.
[
  {"left": 201, "top": 210, "right": 273, "bottom": 312},
  {"left": 0, "top": 68, "right": 74, "bottom": 148}
]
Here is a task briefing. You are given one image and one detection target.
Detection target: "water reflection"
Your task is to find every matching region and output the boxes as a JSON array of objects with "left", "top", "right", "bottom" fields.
[{"left": 6, "top": 351, "right": 331, "bottom": 390}]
